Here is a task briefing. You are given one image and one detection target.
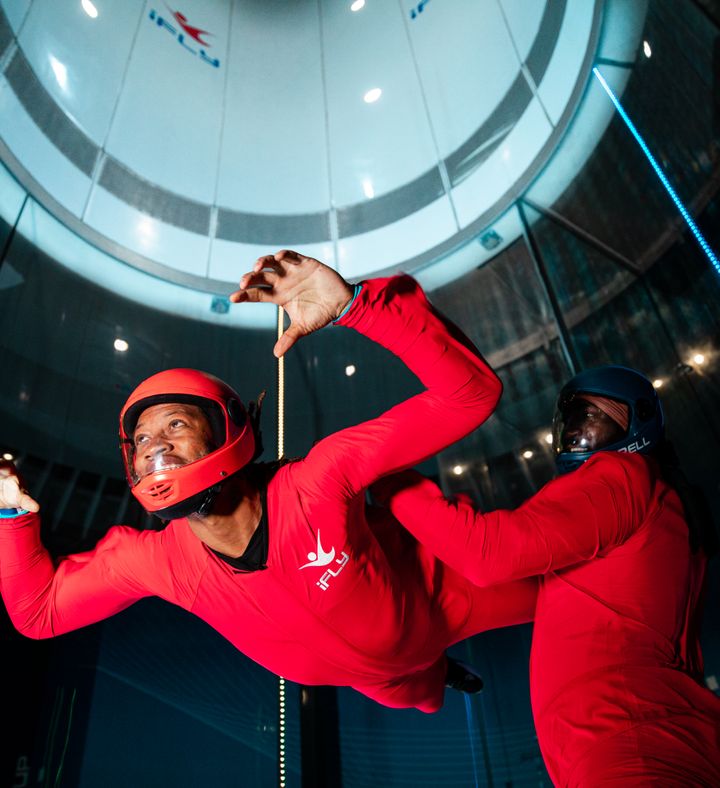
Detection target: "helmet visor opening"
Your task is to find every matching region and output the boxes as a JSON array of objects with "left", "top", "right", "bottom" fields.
[
  {"left": 121, "top": 396, "right": 226, "bottom": 486},
  {"left": 552, "top": 393, "right": 629, "bottom": 456}
]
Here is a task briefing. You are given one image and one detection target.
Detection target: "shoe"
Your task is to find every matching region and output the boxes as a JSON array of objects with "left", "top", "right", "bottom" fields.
[{"left": 445, "top": 656, "right": 484, "bottom": 694}]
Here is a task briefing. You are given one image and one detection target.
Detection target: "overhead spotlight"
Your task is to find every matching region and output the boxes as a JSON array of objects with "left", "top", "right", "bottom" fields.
[
  {"left": 652, "top": 378, "right": 664, "bottom": 389},
  {"left": 364, "top": 87, "right": 382, "bottom": 104},
  {"left": 452, "top": 465, "right": 464, "bottom": 476},
  {"left": 350, "top": 0, "right": 365, "bottom": 10},
  {"left": 2, "top": 452, "right": 13, "bottom": 461},
  {"left": 82, "top": 0, "right": 99, "bottom": 18},
  {"left": 345, "top": 364, "right": 356, "bottom": 377},
  {"left": 643, "top": 40, "right": 651, "bottom": 58},
  {"left": 544, "top": 432, "right": 553, "bottom": 445},
  {"left": 692, "top": 353, "right": 705, "bottom": 365},
  {"left": 522, "top": 449, "right": 533, "bottom": 460},
  {"left": 114, "top": 338, "right": 129, "bottom": 352}
]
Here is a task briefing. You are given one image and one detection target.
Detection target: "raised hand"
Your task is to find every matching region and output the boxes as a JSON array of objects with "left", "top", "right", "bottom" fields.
[
  {"left": 0, "top": 461, "right": 40, "bottom": 513},
  {"left": 229, "top": 250, "right": 354, "bottom": 357}
]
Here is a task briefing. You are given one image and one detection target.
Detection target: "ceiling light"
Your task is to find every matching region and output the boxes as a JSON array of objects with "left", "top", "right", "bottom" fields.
[
  {"left": 692, "top": 353, "right": 705, "bottom": 365},
  {"left": 364, "top": 88, "right": 382, "bottom": 104},
  {"left": 114, "top": 338, "right": 129, "bottom": 352},
  {"left": 652, "top": 378, "right": 664, "bottom": 389},
  {"left": 544, "top": 432, "right": 553, "bottom": 445},
  {"left": 49, "top": 56, "right": 67, "bottom": 90},
  {"left": 522, "top": 449, "right": 533, "bottom": 459},
  {"left": 350, "top": 0, "right": 365, "bottom": 10},
  {"left": 345, "top": 364, "right": 356, "bottom": 376},
  {"left": 362, "top": 179, "right": 374, "bottom": 199},
  {"left": 643, "top": 40, "right": 651, "bottom": 58},
  {"left": 452, "top": 465, "right": 464, "bottom": 475},
  {"left": 82, "top": 0, "right": 98, "bottom": 18},
  {"left": 2, "top": 452, "right": 13, "bottom": 461}
]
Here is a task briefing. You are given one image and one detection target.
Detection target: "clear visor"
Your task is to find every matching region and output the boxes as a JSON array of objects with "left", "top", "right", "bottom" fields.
[
  {"left": 120, "top": 398, "right": 222, "bottom": 486},
  {"left": 551, "top": 392, "right": 629, "bottom": 456},
  {"left": 122, "top": 439, "right": 217, "bottom": 486}
]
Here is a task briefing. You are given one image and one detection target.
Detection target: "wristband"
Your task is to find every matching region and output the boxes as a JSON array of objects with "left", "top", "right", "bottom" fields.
[
  {"left": 333, "top": 283, "right": 363, "bottom": 324},
  {"left": 0, "top": 508, "right": 29, "bottom": 518}
]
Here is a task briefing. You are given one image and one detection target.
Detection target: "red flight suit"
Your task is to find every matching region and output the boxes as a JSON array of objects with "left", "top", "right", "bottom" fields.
[
  {"left": 0, "top": 275, "right": 537, "bottom": 711},
  {"left": 378, "top": 452, "right": 720, "bottom": 784}
]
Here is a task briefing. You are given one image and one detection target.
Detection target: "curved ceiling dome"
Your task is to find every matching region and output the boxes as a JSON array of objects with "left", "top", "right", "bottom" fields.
[{"left": 0, "top": 0, "right": 645, "bottom": 325}]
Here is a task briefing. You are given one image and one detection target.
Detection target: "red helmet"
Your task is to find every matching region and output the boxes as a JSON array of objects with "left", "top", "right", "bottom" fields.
[{"left": 119, "top": 369, "right": 255, "bottom": 518}]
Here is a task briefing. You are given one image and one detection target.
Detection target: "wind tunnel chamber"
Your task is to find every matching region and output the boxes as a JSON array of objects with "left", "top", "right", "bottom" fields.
[{"left": 1, "top": 0, "right": 720, "bottom": 785}]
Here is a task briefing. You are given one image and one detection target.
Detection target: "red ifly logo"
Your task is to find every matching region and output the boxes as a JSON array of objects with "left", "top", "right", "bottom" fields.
[{"left": 148, "top": 7, "right": 220, "bottom": 68}]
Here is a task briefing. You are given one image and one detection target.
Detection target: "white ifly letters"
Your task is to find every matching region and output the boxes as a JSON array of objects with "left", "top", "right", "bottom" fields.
[{"left": 316, "top": 552, "right": 350, "bottom": 591}]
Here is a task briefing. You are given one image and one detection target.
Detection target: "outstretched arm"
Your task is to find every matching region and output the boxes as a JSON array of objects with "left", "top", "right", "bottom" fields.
[
  {"left": 374, "top": 453, "right": 653, "bottom": 586},
  {"left": 1, "top": 463, "right": 154, "bottom": 638},
  {"left": 276, "top": 262, "right": 502, "bottom": 506}
]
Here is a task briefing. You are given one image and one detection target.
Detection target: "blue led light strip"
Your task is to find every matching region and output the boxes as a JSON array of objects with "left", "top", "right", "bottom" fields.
[{"left": 593, "top": 67, "right": 720, "bottom": 278}]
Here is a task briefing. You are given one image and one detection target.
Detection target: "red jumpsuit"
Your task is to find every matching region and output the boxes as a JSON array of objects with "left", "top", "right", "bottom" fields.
[
  {"left": 378, "top": 453, "right": 720, "bottom": 784},
  {"left": 0, "top": 275, "right": 537, "bottom": 712}
]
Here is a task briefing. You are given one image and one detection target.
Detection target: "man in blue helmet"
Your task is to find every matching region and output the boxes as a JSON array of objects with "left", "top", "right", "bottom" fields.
[{"left": 375, "top": 365, "right": 720, "bottom": 786}]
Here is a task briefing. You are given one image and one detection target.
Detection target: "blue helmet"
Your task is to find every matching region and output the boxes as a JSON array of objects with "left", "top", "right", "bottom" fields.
[{"left": 553, "top": 365, "right": 665, "bottom": 475}]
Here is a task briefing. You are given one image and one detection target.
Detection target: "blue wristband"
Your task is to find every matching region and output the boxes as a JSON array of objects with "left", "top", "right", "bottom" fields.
[
  {"left": 333, "top": 283, "right": 363, "bottom": 323},
  {"left": 0, "top": 508, "right": 29, "bottom": 518}
]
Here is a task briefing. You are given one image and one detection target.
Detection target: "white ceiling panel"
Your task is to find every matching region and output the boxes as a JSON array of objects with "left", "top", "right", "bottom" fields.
[
  {"left": 208, "top": 238, "right": 337, "bottom": 284},
  {"left": 498, "top": 0, "right": 546, "bottom": 64},
  {"left": 0, "top": 74, "right": 90, "bottom": 215},
  {"left": 536, "top": 0, "right": 596, "bottom": 126},
  {"left": 84, "top": 185, "right": 211, "bottom": 275},
  {"left": 0, "top": 0, "right": 30, "bottom": 32},
  {"left": 321, "top": 0, "right": 440, "bottom": 206},
  {"left": 103, "top": 0, "right": 230, "bottom": 202},
  {"left": 406, "top": 0, "right": 526, "bottom": 159},
  {"left": 17, "top": 0, "right": 144, "bottom": 144},
  {"left": 216, "top": 0, "right": 329, "bottom": 214},
  {"left": 336, "top": 195, "right": 457, "bottom": 279},
  {"left": 452, "top": 98, "right": 553, "bottom": 228}
]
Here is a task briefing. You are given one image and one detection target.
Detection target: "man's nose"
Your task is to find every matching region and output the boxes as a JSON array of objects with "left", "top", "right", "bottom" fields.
[{"left": 143, "top": 436, "right": 173, "bottom": 458}]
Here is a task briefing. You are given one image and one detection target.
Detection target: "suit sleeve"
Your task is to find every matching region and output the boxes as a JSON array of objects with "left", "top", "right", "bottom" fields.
[
  {"left": 294, "top": 275, "right": 502, "bottom": 504},
  {"left": 0, "top": 513, "right": 156, "bottom": 638},
  {"left": 375, "top": 454, "right": 654, "bottom": 586}
]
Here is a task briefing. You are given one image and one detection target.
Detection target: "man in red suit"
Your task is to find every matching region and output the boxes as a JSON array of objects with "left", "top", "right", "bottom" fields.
[
  {"left": 0, "top": 250, "right": 535, "bottom": 712},
  {"left": 376, "top": 366, "right": 720, "bottom": 784}
]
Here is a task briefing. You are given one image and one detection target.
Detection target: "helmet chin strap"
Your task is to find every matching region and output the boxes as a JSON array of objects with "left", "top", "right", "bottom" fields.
[
  {"left": 196, "top": 483, "right": 223, "bottom": 517},
  {"left": 155, "top": 482, "right": 223, "bottom": 522}
]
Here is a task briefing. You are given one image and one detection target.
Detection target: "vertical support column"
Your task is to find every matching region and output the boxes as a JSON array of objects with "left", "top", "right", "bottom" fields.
[
  {"left": 517, "top": 200, "right": 579, "bottom": 375},
  {"left": 0, "top": 193, "right": 28, "bottom": 273}
]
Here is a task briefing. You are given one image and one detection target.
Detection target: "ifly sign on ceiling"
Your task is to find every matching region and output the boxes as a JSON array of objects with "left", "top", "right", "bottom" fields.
[{"left": 148, "top": 8, "right": 220, "bottom": 69}]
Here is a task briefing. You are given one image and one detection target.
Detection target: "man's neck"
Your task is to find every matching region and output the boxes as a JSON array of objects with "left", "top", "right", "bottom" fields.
[{"left": 186, "top": 475, "right": 262, "bottom": 558}]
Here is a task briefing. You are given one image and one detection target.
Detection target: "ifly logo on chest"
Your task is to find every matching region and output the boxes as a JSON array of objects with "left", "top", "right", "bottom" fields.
[
  {"left": 148, "top": 8, "right": 220, "bottom": 69},
  {"left": 299, "top": 531, "right": 350, "bottom": 591}
]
